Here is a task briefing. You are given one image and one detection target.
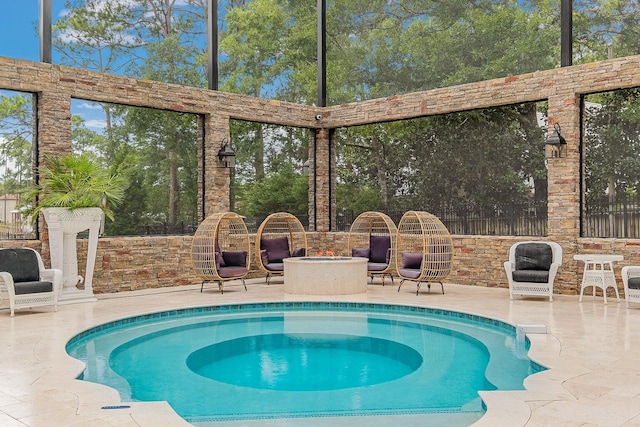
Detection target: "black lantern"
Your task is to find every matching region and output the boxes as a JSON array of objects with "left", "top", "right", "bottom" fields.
[
  {"left": 545, "top": 123, "right": 567, "bottom": 158},
  {"left": 217, "top": 139, "right": 236, "bottom": 168}
]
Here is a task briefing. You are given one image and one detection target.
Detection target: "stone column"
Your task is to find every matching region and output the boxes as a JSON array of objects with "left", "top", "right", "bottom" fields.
[
  {"left": 202, "top": 114, "right": 232, "bottom": 218},
  {"left": 311, "top": 128, "right": 334, "bottom": 232},
  {"left": 547, "top": 93, "right": 581, "bottom": 294}
]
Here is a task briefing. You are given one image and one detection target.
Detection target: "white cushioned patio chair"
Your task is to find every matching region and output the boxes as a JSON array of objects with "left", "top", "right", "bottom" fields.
[
  {"left": 621, "top": 266, "right": 640, "bottom": 308},
  {"left": 504, "top": 241, "right": 562, "bottom": 302},
  {"left": 0, "top": 247, "right": 62, "bottom": 316}
]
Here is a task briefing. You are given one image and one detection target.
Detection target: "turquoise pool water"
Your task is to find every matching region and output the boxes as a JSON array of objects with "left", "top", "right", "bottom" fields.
[{"left": 66, "top": 302, "right": 544, "bottom": 425}]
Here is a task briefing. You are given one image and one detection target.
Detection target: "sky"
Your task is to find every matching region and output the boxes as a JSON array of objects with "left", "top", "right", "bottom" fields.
[
  {"left": 0, "top": 1, "right": 119, "bottom": 132},
  {"left": 0, "top": 1, "right": 215, "bottom": 133},
  {"left": 0, "top": 1, "right": 52, "bottom": 62}
]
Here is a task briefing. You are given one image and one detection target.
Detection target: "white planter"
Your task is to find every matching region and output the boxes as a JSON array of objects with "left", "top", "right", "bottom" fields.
[{"left": 42, "top": 207, "right": 103, "bottom": 304}]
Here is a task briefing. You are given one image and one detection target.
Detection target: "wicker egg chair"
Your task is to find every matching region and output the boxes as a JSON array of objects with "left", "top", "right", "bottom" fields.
[
  {"left": 191, "top": 212, "right": 250, "bottom": 294},
  {"left": 255, "top": 212, "right": 308, "bottom": 284},
  {"left": 347, "top": 211, "right": 398, "bottom": 285},
  {"left": 396, "top": 210, "right": 453, "bottom": 295}
]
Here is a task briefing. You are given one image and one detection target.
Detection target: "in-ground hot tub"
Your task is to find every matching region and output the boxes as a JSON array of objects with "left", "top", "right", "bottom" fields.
[{"left": 283, "top": 256, "right": 368, "bottom": 295}]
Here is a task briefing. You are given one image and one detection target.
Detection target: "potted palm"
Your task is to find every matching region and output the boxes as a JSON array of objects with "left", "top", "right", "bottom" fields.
[{"left": 25, "top": 153, "right": 126, "bottom": 303}]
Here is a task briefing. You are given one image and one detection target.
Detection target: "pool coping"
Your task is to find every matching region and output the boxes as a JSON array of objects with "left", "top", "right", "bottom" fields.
[
  {"left": 0, "top": 280, "right": 615, "bottom": 426},
  {"left": 66, "top": 301, "right": 542, "bottom": 423}
]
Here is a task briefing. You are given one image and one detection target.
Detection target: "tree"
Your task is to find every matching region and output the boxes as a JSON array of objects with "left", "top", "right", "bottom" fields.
[
  {"left": 584, "top": 88, "right": 640, "bottom": 201},
  {"left": 0, "top": 93, "right": 34, "bottom": 198},
  {"left": 241, "top": 165, "right": 308, "bottom": 218}
]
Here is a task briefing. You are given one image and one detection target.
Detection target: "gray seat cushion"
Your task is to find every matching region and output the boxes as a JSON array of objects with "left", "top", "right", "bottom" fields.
[
  {"left": 628, "top": 277, "right": 640, "bottom": 290},
  {"left": 367, "top": 262, "right": 388, "bottom": 272},
  {"left": 0, "top": 248, "right": 40, "bottom": 282},
  {"left": 398, "top": 268, "right": 421, "bottom": 279},
  {"left": 218, "top": 266, "right": 248, "bottom": 278},
  {"left": 515, "top": 243, "right": 552, "bottom": 271},
  {"left": 14, "top": 281, "right": 54, "bottom": 295},
  {"left": 264, "top": 262, "right": 284, "bottom": 272},
  {"left": 512, "top": 269, "right": 550, "bottom": 283}
]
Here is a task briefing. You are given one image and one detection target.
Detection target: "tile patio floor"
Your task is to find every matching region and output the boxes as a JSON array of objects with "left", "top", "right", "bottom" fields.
[{"left": 2, "top": 279, "right": 640, "bottom": 427}]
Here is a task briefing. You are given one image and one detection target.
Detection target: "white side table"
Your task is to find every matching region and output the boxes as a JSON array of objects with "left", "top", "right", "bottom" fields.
[{"left": 574, "top": 254, "right": 623, "bottom": 304}]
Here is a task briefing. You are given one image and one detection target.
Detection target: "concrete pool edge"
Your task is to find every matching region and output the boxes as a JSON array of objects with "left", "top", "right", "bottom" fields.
[{"left": 13, "top": 281, "right": 582, "bottom": 427}]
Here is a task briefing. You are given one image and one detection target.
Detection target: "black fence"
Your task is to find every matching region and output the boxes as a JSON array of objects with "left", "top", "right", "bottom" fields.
[
  {"left": 2, "top": 204, "right": 549, "bottom": 239},
  {"left": 136, "top": 221, "right": 199, "bottom": 236},
  {"left": 584, "top": 194, "right": 640, "bottom": 238},
  {"left": 337, "top": 201, "right": 548, "bottom": 236}
]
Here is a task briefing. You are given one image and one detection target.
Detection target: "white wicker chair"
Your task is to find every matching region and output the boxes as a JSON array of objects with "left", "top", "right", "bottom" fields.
[
  {"left": 621, "top": 266, "right": 640, "bottom": 308},
  {"left": 0, "top": 247, "right": 62, "bottom": 316},
  {"left": 504, "top": 241, "right": 562, "bottom": 302}
]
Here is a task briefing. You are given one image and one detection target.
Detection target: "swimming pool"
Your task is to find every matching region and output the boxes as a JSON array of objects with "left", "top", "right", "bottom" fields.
[{"left": 66, "top": 302, "right": 545, "bottom": 425}]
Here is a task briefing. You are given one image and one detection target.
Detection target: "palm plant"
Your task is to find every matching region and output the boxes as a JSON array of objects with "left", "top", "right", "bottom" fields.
[{"left": 24, "top": 153, "right": 127, "bottom": 222}]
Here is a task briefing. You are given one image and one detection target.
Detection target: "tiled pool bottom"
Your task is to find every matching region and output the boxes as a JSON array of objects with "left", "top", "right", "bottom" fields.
[{"left": 66, "top": 302, "right": 544, "bottom": 426}]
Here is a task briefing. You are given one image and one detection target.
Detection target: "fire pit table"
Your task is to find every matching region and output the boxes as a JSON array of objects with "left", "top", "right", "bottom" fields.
[{"left": 283, "top": 256, "right": 368, "bottom": 295}]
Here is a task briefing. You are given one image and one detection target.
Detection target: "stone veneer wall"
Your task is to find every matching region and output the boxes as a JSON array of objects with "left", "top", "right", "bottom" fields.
[{"left": 2, "top": 55, "right": 640, "bottom": 296}]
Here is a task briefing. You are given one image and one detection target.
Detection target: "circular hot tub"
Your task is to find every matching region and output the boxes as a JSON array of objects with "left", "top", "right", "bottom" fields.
[{"left": 283, "top": 256, "right": 368, "bottom": 295}]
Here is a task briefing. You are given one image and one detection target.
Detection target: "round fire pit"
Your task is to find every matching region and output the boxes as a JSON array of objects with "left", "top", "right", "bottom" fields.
[{"left": 283, "top": 256, "right": 368, "bottom": 295}]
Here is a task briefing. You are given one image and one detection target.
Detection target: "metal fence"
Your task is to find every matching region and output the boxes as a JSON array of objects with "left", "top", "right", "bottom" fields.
[
  {"left": 3, "top": 204, "right": 550, "bottom": 239},
  {"left": 337, "top": 201, "right": 548, "bottom": 236},
  {"left": 135, "top": 221, "right": 199, "bottom": 236},
  {"left": 584, "top": 194, "right": 640, "bottom": 238}
]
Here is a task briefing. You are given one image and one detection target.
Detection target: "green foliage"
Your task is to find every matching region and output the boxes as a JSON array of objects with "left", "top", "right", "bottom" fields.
[
  {"left": 43, "top": 0, "right": 640, "bottom": 234},
  {"left": 0, "top": 93, "right": 34, "bottom": 196},
  {"left": 584, "top": 88, "right": 640, "bottom": 201},
  {"left": 23, "top": 153, "right": 127, "bottom": 222},
  {"left": 240, "top": 165, "right": 308, "bottom": 218}
]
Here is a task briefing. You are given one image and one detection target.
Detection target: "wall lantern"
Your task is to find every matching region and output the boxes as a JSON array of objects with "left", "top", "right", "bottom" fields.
[
  {"left": 217, "top": 139, "right": 236, "bottom": 168},
  {"left": 545, "top": 123, "right": 567, "bottom": 158},
  {"left": 302, "top": 159, "right": 310, "bottom": 176}
]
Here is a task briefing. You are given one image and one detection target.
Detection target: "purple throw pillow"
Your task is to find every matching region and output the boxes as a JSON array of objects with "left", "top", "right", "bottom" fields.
[
  {"left": 352, "top": 247, "right": 370, "bottom": 258},
  {"left": 261, "top": 236, "right": 290, "bottom": 263},
  {"left": 260, "top": 249, "right": 269, "bottom": 265},
  {"left": 292, "top": 247, "right": 306, "bottom": 257},
  {"left": 222, "top": 250, "right": 247, "bottom": 267},
  {"left": 401, "top": 252, "right": 423, "bottom": 269},
  {"left": 215, "top": 251, "right": 225, "bottom": 268},
  {"left": 369, "top": 235, "right": 391, "bottom": 263}
]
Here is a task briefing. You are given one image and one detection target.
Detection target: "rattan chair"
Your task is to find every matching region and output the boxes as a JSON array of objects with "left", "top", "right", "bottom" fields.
[
  {"left": 396, "top": 210, "right": 453, "bottom": 295},
  {"left": 255, "top": 212, "right": 307, "bottom": 284},
  {"left": 191, "top": 212, "right": 250, "bottom": 294},
  {"left": 347, "top": 211, "right": 397, "bottom": 285}
]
